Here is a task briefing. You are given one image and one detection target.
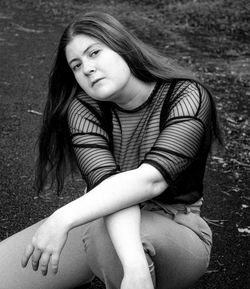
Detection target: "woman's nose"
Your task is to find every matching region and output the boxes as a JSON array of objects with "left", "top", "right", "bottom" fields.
[{"left": 82, "top": 62, "right": 96, "bottom": 75}]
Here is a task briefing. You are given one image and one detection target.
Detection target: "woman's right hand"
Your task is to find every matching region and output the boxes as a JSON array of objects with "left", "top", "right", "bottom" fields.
[{"left": 21, "top": 211, "right": 69, "bottom": 275}]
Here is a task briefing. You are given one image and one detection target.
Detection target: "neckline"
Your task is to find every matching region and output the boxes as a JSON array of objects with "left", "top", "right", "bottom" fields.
[{"left": 113, "top": 81, "right": 161, "bottom": 113}]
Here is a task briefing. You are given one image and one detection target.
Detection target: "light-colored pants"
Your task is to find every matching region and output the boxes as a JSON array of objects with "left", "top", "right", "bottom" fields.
[{"left": 0, "top": 199, "right": 212, "bottom": 289}]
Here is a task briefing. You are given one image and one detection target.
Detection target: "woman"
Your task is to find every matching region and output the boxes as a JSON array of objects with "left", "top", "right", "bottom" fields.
[{"left": 0, "top": 11, "right": 222, "bottom": 289}]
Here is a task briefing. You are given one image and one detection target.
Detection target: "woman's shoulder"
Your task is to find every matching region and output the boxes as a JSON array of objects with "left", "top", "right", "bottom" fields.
[
  {"left": 68, "top": 90, "right": 111, "bottom": 128},
  {"left": 71, "top": 90, "right": 99, "bottom": 108},
  {"left": 158, "top": 79, "right": 202, "bottom": 104},
  {"left": 168, "top": 78, "right": 200, "bottom": 89},
  {"left": 159, "top": 78, "right": 201, "bottom": 95},
  {"left": 165, "top": 78, "right": 209, "bottom": 101},
  {"left": 68, "top": 90, "right": 103, "bottom": 116}
]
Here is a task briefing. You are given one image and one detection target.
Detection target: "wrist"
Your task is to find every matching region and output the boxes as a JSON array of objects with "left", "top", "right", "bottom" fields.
[
  {"left": 122, "top": 255, "right": 149, "bottom": 274},
  {"left": 52, "top": 208, "right": 73, "bottom": 232}
]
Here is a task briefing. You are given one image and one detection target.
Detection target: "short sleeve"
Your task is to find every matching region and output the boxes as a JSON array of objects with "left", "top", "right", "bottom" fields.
[
  {"left": 142, "top": 80, "right": 211, "bottom": 184},
  {"left": 67, "top": 95, "right": 119, "bottom": 189}
]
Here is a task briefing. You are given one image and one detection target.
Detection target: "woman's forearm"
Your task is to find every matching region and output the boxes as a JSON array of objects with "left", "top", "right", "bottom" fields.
[
  {"left": 54, "top": 164, "right": 167, "bottom": 231},
  {"left": 21, "top": 164, "right": 166, "bottom": 277},
  {"left": 104, "top": 205, "right": 148, "bottom": 271}
]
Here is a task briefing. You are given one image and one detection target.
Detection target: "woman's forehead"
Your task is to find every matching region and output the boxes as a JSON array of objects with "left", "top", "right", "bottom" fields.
[
  {"left": 68, "top": 34, "right": 100, "bottom": 47},
  {"left": 65, "top": 34, "right": 108, "bottom": 62}
]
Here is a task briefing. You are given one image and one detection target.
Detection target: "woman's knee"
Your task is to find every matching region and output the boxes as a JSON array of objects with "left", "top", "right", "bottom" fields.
[
  {"left": 0, "top": 220, "right": 95, "bottom": 289},
  {"left": 140, "top": 210, "right": 210, "bottom": 289},
  {"left": 82, "top": 217, "right": 121, "bottom": 265},
  {"left": 82, "top": 218, "right": 109, "bottom": 252}
]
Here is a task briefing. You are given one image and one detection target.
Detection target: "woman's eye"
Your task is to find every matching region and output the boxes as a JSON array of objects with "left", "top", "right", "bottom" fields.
[
  {"left": 72, "top": 63, "right": 81, "bottom": 71},
  {"left": 90, "top": 50, "right": 100, "bottom": 57}
]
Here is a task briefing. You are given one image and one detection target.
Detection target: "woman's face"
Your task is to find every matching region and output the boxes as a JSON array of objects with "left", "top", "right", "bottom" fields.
[{"left": 65, "top": 34, "right": 133, "bottom": 102}]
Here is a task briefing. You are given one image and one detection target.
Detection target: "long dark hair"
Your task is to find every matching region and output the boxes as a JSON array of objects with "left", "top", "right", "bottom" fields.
[{"left": 35, "top": 11, "right": 222, "bottom": 194}]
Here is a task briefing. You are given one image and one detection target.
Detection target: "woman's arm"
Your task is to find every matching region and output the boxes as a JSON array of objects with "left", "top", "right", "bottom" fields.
[
  {"left": 22, "top": 163, "right": 167, "bottom": 275},
  {"left": 105, "top": 206, "right": 154, "bottom": 289},
  {"left": 56, "top": 163, "right": 167, "bottom": 229}
]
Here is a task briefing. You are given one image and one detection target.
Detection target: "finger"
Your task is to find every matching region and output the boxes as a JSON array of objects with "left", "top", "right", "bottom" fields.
[
  {"left": 21, "top": 244, "right": 34, "bottom": 268},
  {"left": 39, "top": 252, "right": 51, "bottom": 276},
  {"left": 51, "top": 253, "right": 60, "bottom": 274},
  {"left": 32, "top": 248, "right": 42, "bottom": 271}
]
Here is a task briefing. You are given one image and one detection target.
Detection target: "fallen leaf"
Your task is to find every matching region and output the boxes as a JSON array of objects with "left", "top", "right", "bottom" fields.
[{"left": 237, "top": 227, "right": 250, "bottom": 234}]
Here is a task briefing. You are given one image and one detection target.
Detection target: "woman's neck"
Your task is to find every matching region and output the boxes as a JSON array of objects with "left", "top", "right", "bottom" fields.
[{"left": 114, "top": 77, "right": 156, "bottom": 110}]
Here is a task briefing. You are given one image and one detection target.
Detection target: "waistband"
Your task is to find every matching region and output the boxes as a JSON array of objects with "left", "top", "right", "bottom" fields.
[{"left": 141, "top": 198, "right": 203, "bottom": 216}]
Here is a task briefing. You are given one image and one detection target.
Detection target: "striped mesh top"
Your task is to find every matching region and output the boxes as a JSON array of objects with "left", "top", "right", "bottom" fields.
[{"left": 68, "top": 79, "right": 212, "bottom": 204}]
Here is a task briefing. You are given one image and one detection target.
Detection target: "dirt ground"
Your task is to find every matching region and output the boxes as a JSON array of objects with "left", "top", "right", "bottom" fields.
[{"left": 0, "top": 1, "right": 249, "bottom": 288}]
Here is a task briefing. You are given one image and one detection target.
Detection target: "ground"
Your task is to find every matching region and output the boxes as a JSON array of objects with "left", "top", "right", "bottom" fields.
[{"left": 0, "top": 0, "right": 249, "bottom": 288}]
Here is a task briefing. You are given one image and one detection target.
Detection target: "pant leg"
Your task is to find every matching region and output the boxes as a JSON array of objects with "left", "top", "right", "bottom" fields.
[
  {"left": 0, "top": 219, "right": 94, "bottom": 289},
  {"left": 83, "top": 210, "right": 211, "bottom": 289},
  {"left": 140, "top": 210, "right": 212, "bottom": 289}
]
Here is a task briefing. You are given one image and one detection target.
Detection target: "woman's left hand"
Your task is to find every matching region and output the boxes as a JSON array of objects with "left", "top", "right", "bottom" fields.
[{"left": 21, "top": 212, "right": 69, "bottom": 275}]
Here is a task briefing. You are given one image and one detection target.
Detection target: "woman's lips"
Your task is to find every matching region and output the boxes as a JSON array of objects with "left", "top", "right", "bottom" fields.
[{"left": 92, "top": 78, "right": 104, "bottom": 87}]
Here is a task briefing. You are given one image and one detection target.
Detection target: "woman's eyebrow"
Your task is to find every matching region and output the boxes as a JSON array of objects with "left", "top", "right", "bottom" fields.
[{"left": 68, "top": 43, "right": 100, "bottom": 65}]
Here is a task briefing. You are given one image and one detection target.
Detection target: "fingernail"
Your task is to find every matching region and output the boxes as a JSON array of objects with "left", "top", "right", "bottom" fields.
[{"left": 53, "top": 268, "right": 58, "bottom": 274}]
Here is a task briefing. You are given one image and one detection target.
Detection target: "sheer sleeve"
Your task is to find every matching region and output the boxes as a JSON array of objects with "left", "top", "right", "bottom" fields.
[
  {"left": 142, "top": 80, "right": 212, "bottom": 184},
  {"left": 67, "top": 94, "right": 119, "bottom": 189}
]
